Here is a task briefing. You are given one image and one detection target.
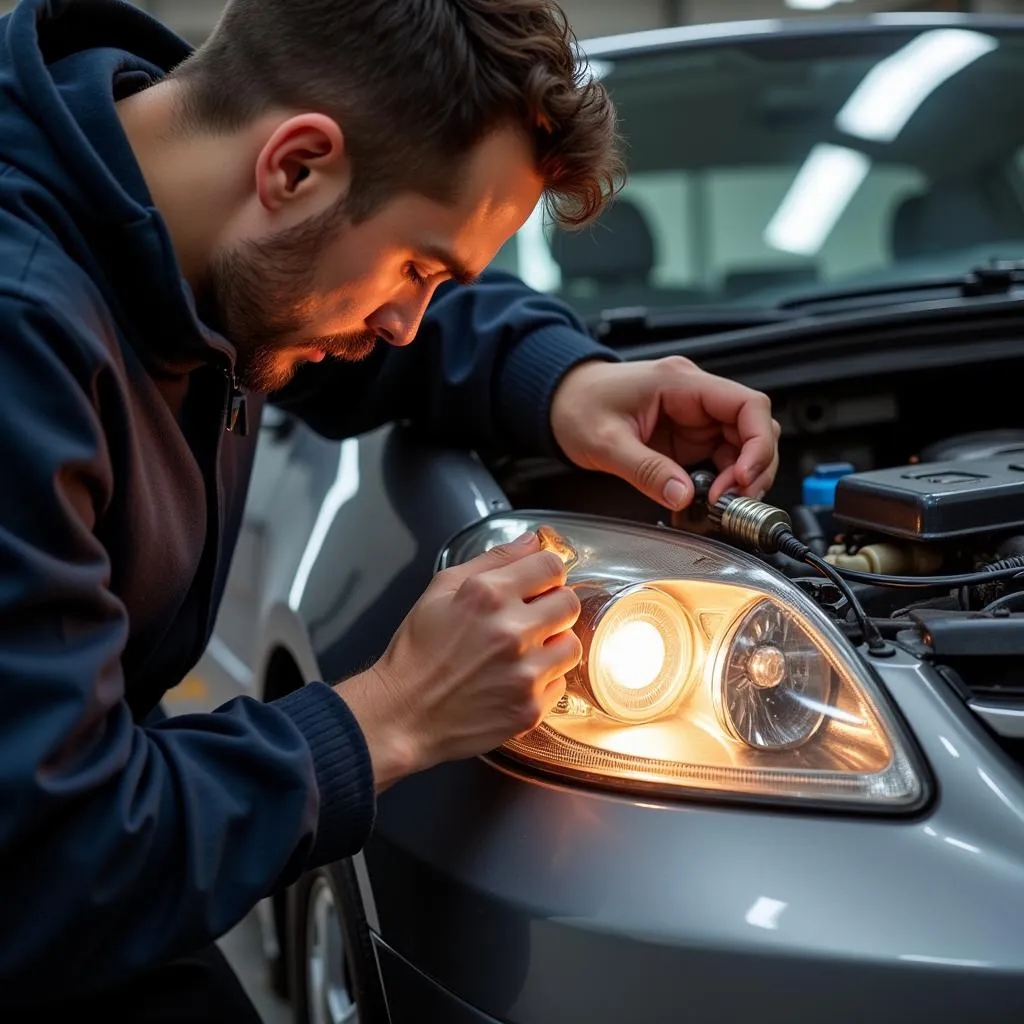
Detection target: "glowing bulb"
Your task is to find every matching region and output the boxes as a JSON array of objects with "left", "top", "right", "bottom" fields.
[
  {"left": 585, "top": 588, "right": 694, "bottom": 723},
  {"left": 747, "top": 644, "right": 786, "bottom": 690},
  {"left": 601, "top": 620, "right": 666, "bottom": 690}
]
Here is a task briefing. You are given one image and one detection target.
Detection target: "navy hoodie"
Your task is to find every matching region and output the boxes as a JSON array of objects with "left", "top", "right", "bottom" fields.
[{"left": 0, "top": 0, "right": 613, "bottom": 1004}]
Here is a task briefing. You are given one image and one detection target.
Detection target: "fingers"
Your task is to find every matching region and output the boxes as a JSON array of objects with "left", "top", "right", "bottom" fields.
[
  {"left": 713, "top": 442, "right": 741, "bottom": 473},
  {"left": 595, "top": 425, "right": 694, "bottom": 511},
  {"left": 447, "top": 535, "right": 567, "bottom": 602},
  {"left": 707, "top": 418, "right": 781, "bottom": 503},
  {"left": 533, "top": 631, "right": 583, "bottom": 690},
  {"left": 488, "top": 548, "right": 568, "bottom": 599},
  {"left": 522, "top": 585, "right": 581, "bottom": 640},
  {"left": 733, "top": 399, "right": 779, "bottom": 491},
  {"left": 511, "top": 631, "right": 581, "bottom": 737},
  {"left": 446, "top": 530, "right": 541, "bottom": 583},
  {"left": 513, "top": 674, "right": 569, "bottom": 740},
  {"left": 648, "top": 361, "right": 779, "bottom": 507},
  {"left": 539, "top": 676, "right": 568, "bottom": 722}
]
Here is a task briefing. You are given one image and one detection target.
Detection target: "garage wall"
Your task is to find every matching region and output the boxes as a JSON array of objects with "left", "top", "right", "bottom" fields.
[
  {"left": 117, "top": 0, "right": 1024, "bottom": 42},
  {"left": 0, "top": 0, "right": 1021, "bottom": 45},
  {"left": 131, "top": 0, "right": 1024, "bottom": 42}
]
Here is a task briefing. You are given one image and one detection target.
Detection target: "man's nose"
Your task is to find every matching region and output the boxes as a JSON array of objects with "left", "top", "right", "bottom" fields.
[{"left": 368, "top": 300, "right": 428, "bottom": 348}]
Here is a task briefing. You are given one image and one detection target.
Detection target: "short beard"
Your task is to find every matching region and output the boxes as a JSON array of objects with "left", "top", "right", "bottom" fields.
[
  {"left": 239, "top": 328, "right": 379, "bottom": 393},
  {"left": 198, "top": 197, "right": 379, "bottom": 393}
]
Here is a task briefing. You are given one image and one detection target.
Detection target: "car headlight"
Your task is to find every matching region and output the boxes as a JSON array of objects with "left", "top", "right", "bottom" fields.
[{"left": 438, "top": 512, "right": 927, "bottom": 811}]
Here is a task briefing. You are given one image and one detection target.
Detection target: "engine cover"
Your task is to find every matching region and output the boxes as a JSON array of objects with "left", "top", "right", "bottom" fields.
[{"left": 833, "top": 458, "right": 1024, "bottom": 541}]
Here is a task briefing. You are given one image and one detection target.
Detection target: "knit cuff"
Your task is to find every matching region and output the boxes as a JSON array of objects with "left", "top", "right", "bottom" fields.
[
  {"left": 496, "top": 325, "right": 620, "bottom": 457},
  {"left": 273, "top": 682, "right": 376, "bottom": 866}
]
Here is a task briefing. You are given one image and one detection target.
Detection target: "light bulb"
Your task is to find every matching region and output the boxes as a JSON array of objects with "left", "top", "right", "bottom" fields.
[
  {"left": 747, "top": 644, "right": 786, "bottom": 690},
  {"left": 585, "top": 587, "right": 694, "bottom": 723},
  {"left": 601, "top": 620, "right": 666, "bottom": 691}
]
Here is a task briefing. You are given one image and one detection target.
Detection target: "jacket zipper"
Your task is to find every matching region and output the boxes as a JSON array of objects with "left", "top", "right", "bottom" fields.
[
  {"left": 224, "top": 369, "right": 248, "bottom": 436},
  {"left": 188, "top": 365, "right": 244, "bottom": 669}
]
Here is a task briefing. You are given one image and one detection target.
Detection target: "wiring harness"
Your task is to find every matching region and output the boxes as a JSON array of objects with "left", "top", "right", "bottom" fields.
[{"left": 691, "top": 475, "right": 1024, "bottom": 657}]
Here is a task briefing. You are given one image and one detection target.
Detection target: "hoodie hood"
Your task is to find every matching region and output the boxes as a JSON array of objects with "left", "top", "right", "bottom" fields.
[{"left": 0, "top": 0, "right": 226, "bottom": 373}]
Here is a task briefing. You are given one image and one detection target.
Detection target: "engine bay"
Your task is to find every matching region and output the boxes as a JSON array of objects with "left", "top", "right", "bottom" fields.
[{"left": 491, "top": 357, "right": 1024, "bottom": 634}]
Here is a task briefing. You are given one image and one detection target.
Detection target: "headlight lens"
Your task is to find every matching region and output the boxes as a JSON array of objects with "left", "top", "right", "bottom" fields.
[
  {"left": 585, "top": 586, "right": 694, "bottom": 723},
  {"left": 439, "top": 512, "right": 926, "bottom": 810}
]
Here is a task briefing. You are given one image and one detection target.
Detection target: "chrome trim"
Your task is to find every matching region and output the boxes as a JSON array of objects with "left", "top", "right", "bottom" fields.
[
  {"left": 580, "top": 13, "right": 1024, "bottom": 60},
  {"left": 352, "top": 851, "right": 380, "bottom": 934},
  {"left": 968, "top": 700, "right": 1024, "bottom": 739}
]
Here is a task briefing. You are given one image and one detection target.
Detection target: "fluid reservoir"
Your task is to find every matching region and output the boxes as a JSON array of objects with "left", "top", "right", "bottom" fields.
[{"left": 802, "top": 462, "right": 855, "bottom": 508}]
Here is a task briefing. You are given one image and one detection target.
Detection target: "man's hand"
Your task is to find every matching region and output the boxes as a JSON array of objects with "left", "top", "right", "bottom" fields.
[
  {"left": 337, "top": 532, "right": 581, "bottom": 791},
  {"left": 550, "top": 357, "right": 781, "bottom": 510}
]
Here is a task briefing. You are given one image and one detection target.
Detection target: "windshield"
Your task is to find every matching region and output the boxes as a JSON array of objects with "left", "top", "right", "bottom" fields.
[{"left": 490, "top": 25, "right": 1024, "bottom": 317}]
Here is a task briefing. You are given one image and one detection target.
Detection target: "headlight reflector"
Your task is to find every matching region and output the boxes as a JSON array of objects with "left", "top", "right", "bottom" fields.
[
  {"left": 715, "top": 600, "right": 831, "bottom": 751},
  {"left": 439, "top": 513, "right": 926, "bottom": 811}
]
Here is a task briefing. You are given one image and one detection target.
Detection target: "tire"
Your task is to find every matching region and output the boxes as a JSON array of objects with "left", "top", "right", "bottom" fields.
[
  {"left": 288, "top": 861, "right": 388, "bottom": 1024},
  {"left": 268, "top": 891, "right": 291, "bottom": 1000}
]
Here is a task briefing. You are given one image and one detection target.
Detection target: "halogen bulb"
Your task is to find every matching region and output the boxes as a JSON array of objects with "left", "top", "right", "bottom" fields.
[
  {"left": 602, "top": 620, "right": 666, "bottom": 690},
  {"left": 585, "top": 587, "right": 694, "bottom": 723},
  {"left": 747, "top": 644, "right": 786, "bottom": 690},
  {"left": 712, "top": 598, "right": 831, "bottom": 753},
  {"left": 714, "top": 600, "right": 833, "bottom": 750}
]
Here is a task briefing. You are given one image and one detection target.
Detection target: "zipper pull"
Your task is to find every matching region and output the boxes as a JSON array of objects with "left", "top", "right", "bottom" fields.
[{"left": 226, "top": 373, "right": 249, "bottom": 436}]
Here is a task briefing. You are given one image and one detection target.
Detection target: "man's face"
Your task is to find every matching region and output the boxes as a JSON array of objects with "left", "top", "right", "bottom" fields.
[{"left": 201, "top": 128, "right": 543, "bottom": 393}]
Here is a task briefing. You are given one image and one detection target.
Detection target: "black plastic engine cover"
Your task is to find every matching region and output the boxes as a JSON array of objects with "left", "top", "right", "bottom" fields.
[{"left": 834, "top": 458, "right": 1024, "bottom": 540}]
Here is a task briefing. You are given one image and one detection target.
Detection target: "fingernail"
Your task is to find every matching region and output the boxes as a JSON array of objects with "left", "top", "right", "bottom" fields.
[
  {"left": 663, "top": 479, "right": 690, "bottom": 510},
  {"left": 514, "top": 530, "right": 537, "bottom": 545}
]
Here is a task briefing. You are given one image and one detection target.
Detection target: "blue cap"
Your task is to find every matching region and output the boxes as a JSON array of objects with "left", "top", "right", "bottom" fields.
[{"left": 802, "top": 462, "right": 855, "bottom": 507}]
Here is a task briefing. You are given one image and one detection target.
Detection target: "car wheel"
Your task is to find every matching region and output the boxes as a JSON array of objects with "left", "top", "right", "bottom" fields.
[{"left": 289, "top": 861, "right": 387, "bottom": 1024}]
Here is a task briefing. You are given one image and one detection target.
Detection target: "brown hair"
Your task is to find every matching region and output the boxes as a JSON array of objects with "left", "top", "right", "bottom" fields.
[{"left": 171, "top": 0, "right": 624, "bottom": 227}]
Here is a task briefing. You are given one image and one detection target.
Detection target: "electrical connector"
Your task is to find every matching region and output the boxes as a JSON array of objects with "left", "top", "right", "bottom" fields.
[{"left": 705, "top": 491, "right": 891, "bottom": 655}]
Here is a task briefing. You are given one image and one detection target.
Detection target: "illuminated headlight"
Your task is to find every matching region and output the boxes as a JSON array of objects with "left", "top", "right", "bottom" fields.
[
  {"left": 582, "top": 586, "right": 695, "bottom": 723},
  {"left": 439, "top": 512, "right": 926, "bottom": 811}
]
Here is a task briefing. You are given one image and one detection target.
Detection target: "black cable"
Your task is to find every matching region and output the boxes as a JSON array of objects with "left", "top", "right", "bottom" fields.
[
  {"left": 774, "top": 535, "right": 887, "bottom": 650},
  {"left": 707, "top": 494, "right": 1024, "bottom": 593},
  {"left": 830, "top": 562, "right": 1024, "bottom": 591},
  {"left": 980, "top": 591, "right": 1024, "bottom": 614},
  {"left": 796, "top": 545, "right": 889, "bottom": 652},
  {"left": 791, "top": 505, "right": 828, "bottom": 557},
  {"left": 706, "top": 493, "right": 888, "bottom": 651}
]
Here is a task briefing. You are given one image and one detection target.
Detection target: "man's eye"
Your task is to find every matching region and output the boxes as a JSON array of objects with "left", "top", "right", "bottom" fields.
[{"left": 403, "top": 263, "right": 426, "bottom": 287}]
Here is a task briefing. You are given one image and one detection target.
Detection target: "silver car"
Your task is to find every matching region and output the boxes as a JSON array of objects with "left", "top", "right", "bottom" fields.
[{"left": 186, "top": 13, "right": 1024, "bottom": 1023}]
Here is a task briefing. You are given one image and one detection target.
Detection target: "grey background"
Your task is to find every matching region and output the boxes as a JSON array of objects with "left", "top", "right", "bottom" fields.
[{"left": 3, "top": 1, "right": 1024, "bottom": 46}]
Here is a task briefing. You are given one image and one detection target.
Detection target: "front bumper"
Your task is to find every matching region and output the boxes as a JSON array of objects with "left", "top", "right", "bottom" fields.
[{"left": 365, "top": 653, "right": 1024, "bottom": 1023}]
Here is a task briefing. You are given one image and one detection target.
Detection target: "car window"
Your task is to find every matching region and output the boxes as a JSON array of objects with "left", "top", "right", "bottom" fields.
[{"left": 494, "top": 27, "right": 1024, "bottom": 316}]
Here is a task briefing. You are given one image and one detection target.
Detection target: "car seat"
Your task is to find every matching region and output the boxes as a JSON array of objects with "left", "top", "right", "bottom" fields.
[
  {"left": 891, "top": 180, "right": 1024, "bottom": 261},
  {"left": 550, "top": 198, "right": 706, "bottom": 313}
]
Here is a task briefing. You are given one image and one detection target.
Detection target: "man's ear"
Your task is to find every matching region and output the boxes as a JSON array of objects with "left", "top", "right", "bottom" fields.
[{"left": 255, "top": 113, "right": 350, "bottom": 213}]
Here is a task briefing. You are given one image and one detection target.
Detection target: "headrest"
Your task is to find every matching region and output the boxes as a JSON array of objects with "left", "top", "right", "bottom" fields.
[
  {"left": 892, "top": 182, "right": 1008, "bottom": 261},
  {"left": 551, "top": 198, "right": 655, "bottom": 283}
]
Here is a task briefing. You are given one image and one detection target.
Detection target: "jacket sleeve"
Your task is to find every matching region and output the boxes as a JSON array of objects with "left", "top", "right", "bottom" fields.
[
  {"left": 0, "top": 296, "right": 374, "bottom": 1006},
  {"left": 271, "top": 270, "right": 620, "bottom": 454}
]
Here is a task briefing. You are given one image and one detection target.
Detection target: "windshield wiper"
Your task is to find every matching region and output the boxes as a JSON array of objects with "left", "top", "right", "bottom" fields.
[
  {"left": 590, "top": 304, "right": 794, "bottom": 344},
  {"left": 777, "top": 260, "right": 1024, "bottom": 312}
]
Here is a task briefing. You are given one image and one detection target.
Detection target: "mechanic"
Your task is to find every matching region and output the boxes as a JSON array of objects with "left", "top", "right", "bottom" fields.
[{"left": 0, "top": 0, "right": 779, "bottom": 1018}]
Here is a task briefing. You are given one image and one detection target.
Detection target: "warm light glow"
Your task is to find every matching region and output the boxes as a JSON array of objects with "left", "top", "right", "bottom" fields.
[
  {"left": 601, "top": 620, "right": 666, "bottom": 690},
  {"left": 747, "top": 644, "right": 786, "bottom": 690},
  {"left": 443, "top": 514, "right": 920, "bottom": 806},
  {"left": 586, "top": 588, "right": 693, "bottom": 723}
]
